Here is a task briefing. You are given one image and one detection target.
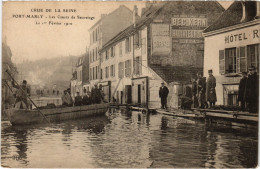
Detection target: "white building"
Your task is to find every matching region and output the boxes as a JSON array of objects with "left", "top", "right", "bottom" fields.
[
  {"left": 203, "top": 1, "right": 260, "bottom": 106},
  {"left": 87, "top": 5, "right": 135, "bottom": 91}
]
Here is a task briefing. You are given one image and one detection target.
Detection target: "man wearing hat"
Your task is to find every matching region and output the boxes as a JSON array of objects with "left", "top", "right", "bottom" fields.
[
  {"left": 246, "top": 66, "right": 259, "bottom": 113},
  {"left": 74, "top": 91, "right": 82, "bottom": 106},
  {"left": 91, "top": 84, "right": 102, "bottom": 104},
  {"left": 159, "top": 81, "right": 169, "bottom": 109},
  {"left": 206, "top": 69, "right": 217, "bottom": 108},
  {"left": 238, "top": 72, "right": 248, "bottom": 111},
  {"left": 12, "top": 80, "right": 30, "bottom": 109}
]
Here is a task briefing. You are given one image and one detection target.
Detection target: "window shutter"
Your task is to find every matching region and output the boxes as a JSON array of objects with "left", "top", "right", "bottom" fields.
[
  {"left": 247, "top": 46, "right": 251, "bottom": 70},
  {"left": 236, "top": 47, "right": 240, "bottom": 73},
  {"left": 133, "top": 58, "right": 136, "bottom": 75},
  {"left": 239, "top": 46, "right": 246, "bottom": 72},
  {"left": 129, "top": 60, "right": 132, "bottom": 76},
  {"left": 139, "top": 56, "right": 142, "bottom": 75},
  {"left": 219, "top": 50, "right": 225, "bottom": 74},
  {"left": 129, "top": 37, "right": 131, "bottom": 52},
  {"left": 224, "top": 49, "right": 229, "bottom": 74}
]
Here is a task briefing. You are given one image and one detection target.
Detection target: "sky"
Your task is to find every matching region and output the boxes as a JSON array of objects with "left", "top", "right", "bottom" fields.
[{"left": 3, "top": 1, "right": 233, "bottom": 64}]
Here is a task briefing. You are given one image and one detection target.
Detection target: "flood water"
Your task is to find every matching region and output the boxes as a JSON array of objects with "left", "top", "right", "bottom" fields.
[{"left": 1, "top": 108, "right": 258, "bottom": 168}]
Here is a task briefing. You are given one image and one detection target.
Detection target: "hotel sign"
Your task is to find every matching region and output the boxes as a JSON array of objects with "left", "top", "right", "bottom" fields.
[
  {"left": 151, "top": 24, "right": 171, "bottom": 56},
  {"left": 171, "top": 15, "right": 207, "bottom": 43}
]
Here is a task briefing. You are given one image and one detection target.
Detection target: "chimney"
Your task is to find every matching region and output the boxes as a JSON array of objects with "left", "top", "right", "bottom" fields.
[
  {"left": 133, "top": 5, "right": 138, "bottom": 28},
  {"left": 255, "top": 1, "right": 260, "bottom": 19}
]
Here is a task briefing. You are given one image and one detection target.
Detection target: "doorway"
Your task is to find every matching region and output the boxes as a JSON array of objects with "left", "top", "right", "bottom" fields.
[{"left": 138, "top": 84, "right": 141, "bottom": 104}]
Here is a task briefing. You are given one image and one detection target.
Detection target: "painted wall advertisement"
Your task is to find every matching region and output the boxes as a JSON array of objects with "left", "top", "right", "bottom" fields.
[
  {"left": 151, "top": 24, "right": 171, "bottom": 56},
  {"left": 171, "top": 15, "right": 207, "bottom": 43}
]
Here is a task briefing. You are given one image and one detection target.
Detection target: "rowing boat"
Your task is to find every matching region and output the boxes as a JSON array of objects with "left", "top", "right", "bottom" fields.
[{"left": 5, "top": 103, "right": 109, "bottom": 125}]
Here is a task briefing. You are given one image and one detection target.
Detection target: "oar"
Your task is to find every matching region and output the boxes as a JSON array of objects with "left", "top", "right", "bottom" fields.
[{"left": 5, "top": 70, "right": 51, "bottom": 124}]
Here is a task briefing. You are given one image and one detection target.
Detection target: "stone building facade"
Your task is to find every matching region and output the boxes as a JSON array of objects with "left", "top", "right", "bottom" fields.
[{"left": 98, "top": 1, "right": 224, "bottom": 108}]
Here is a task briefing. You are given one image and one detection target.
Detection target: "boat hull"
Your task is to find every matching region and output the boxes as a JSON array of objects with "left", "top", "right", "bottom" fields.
[{"left": 5, "top": 104, "right": 109, "bottom": 125}]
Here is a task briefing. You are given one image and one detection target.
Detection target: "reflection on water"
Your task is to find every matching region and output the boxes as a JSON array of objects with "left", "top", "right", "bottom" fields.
[{"left": 1, "top": 109, "right": 258, "bottom": 168}]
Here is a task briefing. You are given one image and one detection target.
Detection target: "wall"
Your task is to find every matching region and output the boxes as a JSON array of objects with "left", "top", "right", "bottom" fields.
[
  {"left": 148, "top": 1, "right": 224, "bottom": 67},
  {"left": 204, "top": 23, "right": 260, "bottom": 105}
]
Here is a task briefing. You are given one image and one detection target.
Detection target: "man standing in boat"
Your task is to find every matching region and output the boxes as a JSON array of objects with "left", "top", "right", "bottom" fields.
[
  {"left": 91, "top": 84, "right": 102, "bottom": 104},
  {"left": 74, "top": 92, "right": 82, "bottom": 106},
  {"left": 12, "top": 80, "right": 30, "bottom": 109},
  {"left": 159, "top": 81, "right": 169, "bottom": 109}
]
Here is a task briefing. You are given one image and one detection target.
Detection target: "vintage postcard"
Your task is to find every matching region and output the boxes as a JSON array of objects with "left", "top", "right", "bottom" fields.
[{"left": 2, "top": 1, "right": 259, "bottom": 168}]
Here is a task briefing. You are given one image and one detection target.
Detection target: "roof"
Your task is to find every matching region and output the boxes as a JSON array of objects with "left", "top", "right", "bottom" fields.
[
  {"left": 204, "top": 1, "right": 257, "bottom": 33},
  {"left": 89, "top": 5, "right": 133, "bottom": 31},
  {"left": 100, "top": 2, "right": 167, "bottom": 52},
  {"left": 150, "top": 64, "right": 202, "bottom": 83}
]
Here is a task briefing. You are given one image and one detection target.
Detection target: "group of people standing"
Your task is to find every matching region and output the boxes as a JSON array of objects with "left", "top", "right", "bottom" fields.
[
  {"left": 192, "top": 69, "right": 217, "bottom": 109},
  {"left": 61, "top": 84, "right": 105, "bottom": 107},
  {"left": 238, "top": 66, "right": 259, "bottom": 113},
  {"left": 159, "top": 67, "right": 259, "bottom": 114}
]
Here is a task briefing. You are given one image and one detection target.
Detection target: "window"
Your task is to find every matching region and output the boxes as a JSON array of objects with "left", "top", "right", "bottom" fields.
[
  {"left": 247, "top": 44, "right": 259, "bottom": 71},
  {"left": 111, "top": 46, "right": 115, "bottom": 57},
  {"left": 119, "top": 42, "right": 122, "bottom": 57},
  {"left": 118, "top": 62, "right": 124, "bottom": 78},
  {"left": 100, "top": 69, "right": 103, "bottom": 79},
  {"left": 96, "top": 66, "right": 98, "bottom": 79},
  {"left": 92, "top": 32, "right": 95, "bottom": 44},
  {"left": 142, "top": 38, "right": 146, "bottom": 54},
  {"left": 125, "top": 37, "right": 131, "bottom": 53},
  {"left": 96, "top": 47, "right": 98, "bottom": 60},
  {"left": 92, "top": 51, "right": 94, "bottom": 63},
  {"left": 239, "top": 46, "right": 246, "bottom": 72},
  {"left": 93, "top": 67, "right": 95, "bottom": 80},
  {"left": 219, "top": 44, "right": 259, "bottom": 74},
  {"left": 134, "top": 31, "right": 141, "bottom": 49},
  {"left": 90, "top": 68, "right": 92, "bottom": 80},
  {"left": 110, "top": 65, "right": 115, "bottom": 77},
  {"left": 106, "top": 50, "right": 109, "bottom": 60},
  {"left": 134, "top": 56, "right": 142, "bottom": 75},
  {"left": 96, "top": 28, "right": 98, "bottom": 42},
  {"left": 101, "top": 52, "right": 103, "bottom": 63},
  {"left": 105, "top": 66, "right": 109, "bottom": 78},
  {"left": 125, "top": 60, "right": 132, "bottom": 77},
  {"left": 226, "top": 48, "right": 236, "bottom": 73}
]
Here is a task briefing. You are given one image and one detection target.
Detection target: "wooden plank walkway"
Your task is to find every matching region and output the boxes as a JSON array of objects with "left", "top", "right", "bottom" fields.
[{"left": 156, "top": 108, "right": 258, "bottom": 125}]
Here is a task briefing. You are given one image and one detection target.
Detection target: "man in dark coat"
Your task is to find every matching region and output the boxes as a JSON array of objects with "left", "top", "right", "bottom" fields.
[
  {"left": 206, "top": 69, "right": 217, "bottom": 108},
  {"left": 197, "top": 73, "right": 208, "bottom": 109},
  {"left": 191, "top": 77, "right": 198, "bottom": 108},
  {"left": 91, "top": 84, "right": 102, "bottom": 104},
  {"left": 246, "top": 66, "right": 259, "bottom": 113},
  {"left": 74, "top": 92, "right": 82, "bottom": 106},
  {"left": 82, "top": 91, "right": 91, "bottom": 105},
  {"left": 159, "top": 82, "right": 169, "bottom": 109},
  {"left": 238, "top": 72, "right": 247, "bottom": 111}
]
